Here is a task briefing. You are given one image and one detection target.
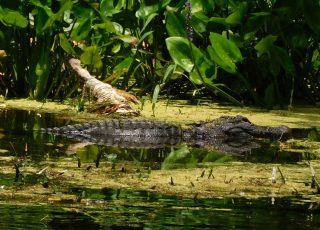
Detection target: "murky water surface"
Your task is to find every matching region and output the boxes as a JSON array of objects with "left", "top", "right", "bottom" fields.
[{"left": 0, "top": 109, "right": 319, "bottom": 229}]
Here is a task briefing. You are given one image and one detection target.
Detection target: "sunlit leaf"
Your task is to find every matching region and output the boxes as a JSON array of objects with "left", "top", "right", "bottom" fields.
[
  {"left": 0, "top": 7, "right": 28, "bottom": 28},
  {"left": 34, "top": 51, "right": 50, "bottom": 99},
  {"left": 136, "top": 0, "right": 171, "bottom": 18},
  {"left": 190, "top": 0, "right": 215, "bottom": 14},
  {"left": 209, "top": 33, "right": 242, "bottom": 62},
  {"left": 152, "top": 84, "right": 160, "bottom": 104},
  {"left": 207, "top": 46, "right": 236, "bottom": 73},
  {"left": 208, "top": 33, "right": 242, "bottom": 73},
  {"left": 111, "top": 43, "right": 121, "bottom": 54},
  {"left": 190, "top": 71, "right": 203, "bottom": 85},
  {"left": 112, "top": 35, "right": 138, "bottom": 45},
  {"left": 113, "top": 57, "right": 133, "bottom": 73},
  {"left": 166, "top": 37, "right": 215, "bottom": 85},
  {"left": 100, "top": 0, "right": 119, "bottom": 16},
  {"left": 165, "top": 37, "right": 194, "bottom": 72},
  {"left": 162, "top": 64, "right": 175, "bottom": 83}
]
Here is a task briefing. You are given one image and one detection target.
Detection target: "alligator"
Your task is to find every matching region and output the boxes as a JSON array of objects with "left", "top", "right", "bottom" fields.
[{"left": 41, "top": 115, "right": 291, "bottom": 154}]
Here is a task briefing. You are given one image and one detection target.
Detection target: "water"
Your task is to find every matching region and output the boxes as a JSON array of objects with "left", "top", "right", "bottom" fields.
[
  {"left": 0, "top": 192, "right": 319, "bottom": 229},
  {"left": 0, "top": 109, "right": 319, "bottom": 229}
]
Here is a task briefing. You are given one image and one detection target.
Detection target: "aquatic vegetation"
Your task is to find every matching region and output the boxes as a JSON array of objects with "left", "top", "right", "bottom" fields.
[
  {"left": 0, "top": 107, "right": 319, "bottom": 227},
  {"left": 0, "top": 0, "right": 319, "bottom": 108}
]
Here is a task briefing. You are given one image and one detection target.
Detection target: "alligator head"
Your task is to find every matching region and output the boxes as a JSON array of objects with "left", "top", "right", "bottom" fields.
[{"left": 187, "top": 115, "right": 291, "bottom": 140}]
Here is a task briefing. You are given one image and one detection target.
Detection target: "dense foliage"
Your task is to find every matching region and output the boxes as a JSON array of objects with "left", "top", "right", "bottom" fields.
[{"left": 0, "top": 0, "right": 319, "bottom": 108}]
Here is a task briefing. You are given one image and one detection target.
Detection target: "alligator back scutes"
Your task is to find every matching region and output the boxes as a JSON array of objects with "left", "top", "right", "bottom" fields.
[{"left": 42, "top": 119, "right": 183, "bottom": 137}]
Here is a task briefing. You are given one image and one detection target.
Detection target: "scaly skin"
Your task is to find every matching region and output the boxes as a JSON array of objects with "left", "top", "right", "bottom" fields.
[{"left": 41, "top": 116, "right": 291, "bottom": 153}]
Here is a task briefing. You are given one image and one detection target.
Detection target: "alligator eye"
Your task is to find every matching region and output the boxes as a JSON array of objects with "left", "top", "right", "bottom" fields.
[{"left": 240, "top": 116, "right": 251, "bottom": 123}]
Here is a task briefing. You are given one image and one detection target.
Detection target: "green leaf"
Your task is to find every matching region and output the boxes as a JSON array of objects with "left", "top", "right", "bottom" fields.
[
  {"left": 136, "top": 0, "right": 171, "bottom": 19},
  {"left": 93, "top": 19, "right": 116, "bottom": 33},
  {"left": 42, "top": 0, "right": 73, "bottom": 31},
  {"left": 152, "top": 84, "right": 160, "bottom": 104},
  {"left": 80, "top": 46, "right": 102, "bottom": 69},
  {"left": 71, "top": 18, "right": 91, "bottom": 41},
  {"left": 152, "top": 84, "right": 161, "bottom": 116},
  {"left": 190, "top": 0, "right": 212, "bottom": 14},
  {"left": 207, "top": 46, "right": 236, "bottom": 73},
  {"left": 0, "top": 7, "right": 28, "bottom": 28},
  {"left": 109, "top": 57, "right": 133, "bottom": 81},
  {"left": 34, "top": 51, "right": 50, "bottom": 99},
  {"left": 254, "top": 35, "right": 277, "bottom": 56},
  {"left": 112, "top": 35, "right": 138, "bottom": 45},
  {"left": 29, "top": 0, "right": 53, "bottom": 16},
  {"left": 59, "top": 33, "right": 75, "bottom": 55},
  {"left": 250, "top": 12, "right": 271, "bottom": 17},
  {"left": 166, "top": 11, "right": 186, "bottom": 37},
  {"left": 191, "top": 48, "right": 215, "bottom": 84},
  {"left": 111, "top": 43, "right": 121, "bottom": 54},
  {"left": 192, "top": 12, "right": 209, "bottom": 34},
  {"left": 166, "top": 37, "right": 215, "bottom": 85},
  {"left": 165, "top": 37, "right": 194, "bottom": 72},
  {"left": 225, "top": 2, "right": 247, "bottom": 25},
  {"left": 189, "top": 71, "right": 203, "bottom": 85},
  {"left": 204, "top": 83, "right": 243, "bottom": 106},
  {"left": 100, "top": 0, "right": 119, "bottom": 16},
  {"left": 162, "top": 64, "right": 175, "bottom": 83},
  {"left": 209, "top": 33, "right": 242, "bottom": 62},
  {"left": 141, "top": 13, "right": 158, "bottom": 34},
  {"left": 209, "top": 17, "right": 227, "bottom": 25},
  {"left": 208, "top": 33, "right": 242, "bottom": 73},
  {"left": 138, "top": 31, "right": 154, "bottom": 46},
  {"left": 113, "top": 57, "right": 133, "bottom": 73}
]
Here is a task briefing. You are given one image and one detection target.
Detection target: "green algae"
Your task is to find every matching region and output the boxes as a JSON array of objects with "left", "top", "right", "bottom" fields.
[
  {"left": 2, "top": 98, "right": 320, "bottom": 128},
  {"left": 0, "top": 98, "right": 319, "bottom": 202}
]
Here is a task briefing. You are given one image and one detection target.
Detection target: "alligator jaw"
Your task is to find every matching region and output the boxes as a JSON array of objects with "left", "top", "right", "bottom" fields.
[{"left": 227, "top": 124, "right": 291, "bottom": 140}]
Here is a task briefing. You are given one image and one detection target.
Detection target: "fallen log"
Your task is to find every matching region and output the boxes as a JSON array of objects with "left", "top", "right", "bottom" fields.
[{"left": 68, "top": 58, "right": 139, "bottom": 114}]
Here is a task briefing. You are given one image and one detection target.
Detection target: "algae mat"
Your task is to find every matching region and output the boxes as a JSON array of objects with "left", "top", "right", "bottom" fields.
[
  {"left": 0, "top": 156, "right": 319, "bottom": 203},
  {"left": 0, "top": 99, "right": 319, "bottom": 203},
  {"left": 2, "top": 98, "right": 320, "bottom": 128}
]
